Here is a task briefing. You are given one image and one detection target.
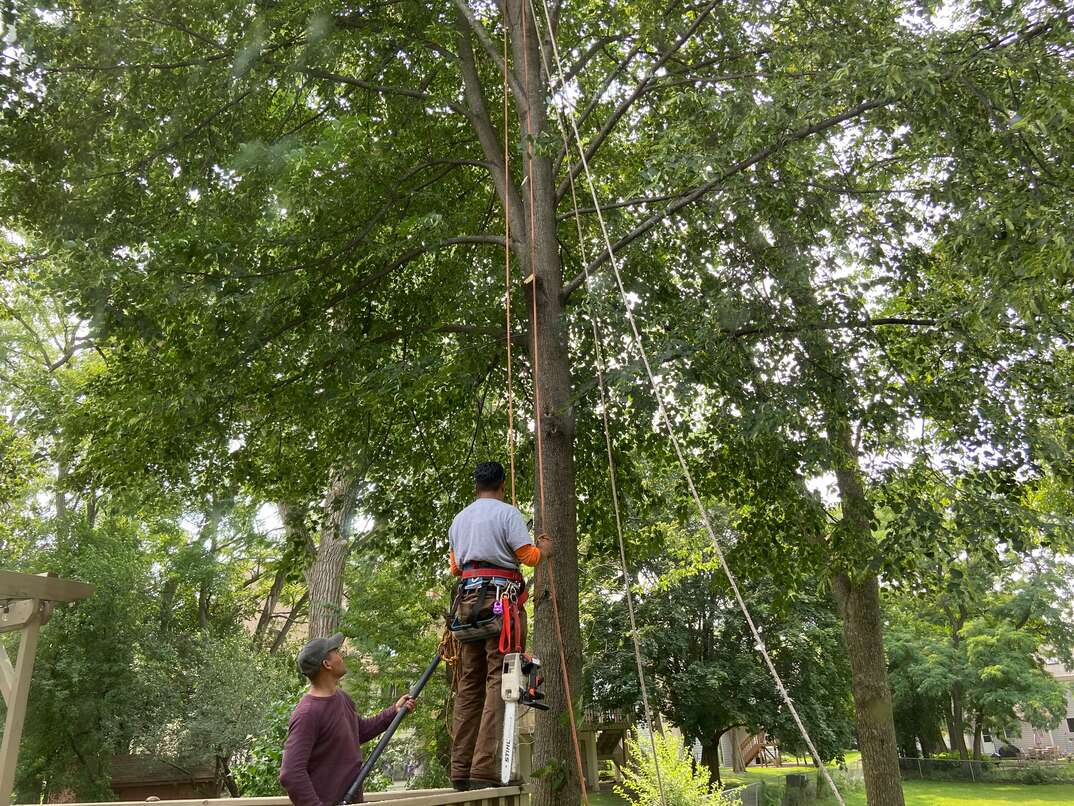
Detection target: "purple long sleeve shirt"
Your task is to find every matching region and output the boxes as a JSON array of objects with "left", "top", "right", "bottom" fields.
[{"left": 279, "top": 690, "right": 396, "bottom": 806}]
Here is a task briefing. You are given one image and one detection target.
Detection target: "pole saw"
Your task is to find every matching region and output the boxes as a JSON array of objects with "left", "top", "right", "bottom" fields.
[{"left": 339, "top": 652, "right": 443, "bottom": 804}]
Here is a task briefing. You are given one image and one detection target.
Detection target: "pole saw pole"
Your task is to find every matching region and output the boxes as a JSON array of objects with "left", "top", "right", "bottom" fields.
[{"left": 339, "top": 652, "right": 443, "bottom": 804}]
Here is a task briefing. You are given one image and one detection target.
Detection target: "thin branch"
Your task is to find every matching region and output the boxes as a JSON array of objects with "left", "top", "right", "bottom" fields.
[
  {"left": 554, "top": 40, "right": 644, "bottom": 174},
  {"left": 557, "top": 2, "right": 719, "bottom": 200},
  {"left": 562, "top": 95, "right": 894, "bottom": 299},
  {"left": 301, "top": 67, "right": 432, "bottom": 100},
  {"left": 554, "top": 35, "right": 627, "bottom": 90},
  {"left": 244, "top": 236, "right": 507, "bottom": 355}
]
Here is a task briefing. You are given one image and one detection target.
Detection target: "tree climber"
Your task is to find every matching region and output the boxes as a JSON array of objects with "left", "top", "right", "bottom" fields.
[
  {"left": 447, "top": 461, "right": 553, "bottom": 791},
  {"left": 279, "top": 634, "right": 415, "bottom": 805}
]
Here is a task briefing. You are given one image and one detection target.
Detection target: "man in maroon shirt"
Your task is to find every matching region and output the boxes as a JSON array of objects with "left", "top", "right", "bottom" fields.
[{"left": 279, "top": 633, "right": 415, "bottom": 805}]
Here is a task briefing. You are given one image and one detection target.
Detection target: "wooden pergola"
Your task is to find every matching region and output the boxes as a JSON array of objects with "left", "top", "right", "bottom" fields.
[{"left": 0, "top": 571, "right": 94, "bottom": 806}]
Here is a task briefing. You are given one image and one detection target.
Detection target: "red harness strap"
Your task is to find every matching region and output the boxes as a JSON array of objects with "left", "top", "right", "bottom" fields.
[
  {"left": 459, "top": 566, "right": 528, "bottom": 653},
  {"left": 461, "top": 566, "right": 523, "bottom": 581}
]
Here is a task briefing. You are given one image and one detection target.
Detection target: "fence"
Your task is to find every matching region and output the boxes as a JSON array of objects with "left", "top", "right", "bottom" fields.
[
  {"left": 724, "top": 781, "right": 764, "bottom": 806},
  {"left": 899, "top": 755, "right": 1074, "bottom": 784}
]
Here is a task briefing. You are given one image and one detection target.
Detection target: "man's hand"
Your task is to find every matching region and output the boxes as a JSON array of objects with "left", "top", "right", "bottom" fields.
[
  {"left": 536, "top": 533, "right": 554, "bottom": 559},
  {"left": 395, "top": 694, "right": 416, "bottom": 713}
]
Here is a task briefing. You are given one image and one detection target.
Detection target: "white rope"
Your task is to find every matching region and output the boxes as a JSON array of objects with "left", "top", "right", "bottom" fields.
[
  {"left": 523, "top": 12, "right": 669, "bottom": 802},
  {"left": 526, "top": 3, "right": 847, "bottom": 803}
]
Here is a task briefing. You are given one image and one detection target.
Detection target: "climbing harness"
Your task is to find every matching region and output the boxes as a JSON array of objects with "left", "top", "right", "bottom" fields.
[{"left": 447, "top": 563, "right": 528, "bottom": 648}]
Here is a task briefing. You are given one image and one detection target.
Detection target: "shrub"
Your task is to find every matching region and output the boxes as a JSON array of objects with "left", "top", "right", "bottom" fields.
[{"left": 615, "top": 730, "right": 736, "bottom": 806}]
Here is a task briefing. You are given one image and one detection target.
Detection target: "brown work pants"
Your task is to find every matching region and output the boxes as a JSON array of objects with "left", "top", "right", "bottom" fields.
[{"left": 450, "top": 606, "right": 527, "bottom": 782}]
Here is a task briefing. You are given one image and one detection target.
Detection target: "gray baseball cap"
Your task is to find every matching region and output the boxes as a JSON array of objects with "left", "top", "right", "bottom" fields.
[{"left": 297, "top": 632, "right": 344, "bottom": 676}]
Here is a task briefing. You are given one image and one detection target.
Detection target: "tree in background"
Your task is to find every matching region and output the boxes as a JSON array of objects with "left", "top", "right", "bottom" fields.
[{"left": 586, "top": 519, "right": 854, "bottom": 785}]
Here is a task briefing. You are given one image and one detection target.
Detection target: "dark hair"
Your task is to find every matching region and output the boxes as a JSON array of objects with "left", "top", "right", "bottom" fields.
[{"left": 474, "top": 461, "right": 506, "bottom": 491}]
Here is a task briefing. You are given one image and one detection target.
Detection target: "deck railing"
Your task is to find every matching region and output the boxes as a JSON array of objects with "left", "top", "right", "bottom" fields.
[{"left": 17, "top": 787, "right": 530, "bottom": 806}]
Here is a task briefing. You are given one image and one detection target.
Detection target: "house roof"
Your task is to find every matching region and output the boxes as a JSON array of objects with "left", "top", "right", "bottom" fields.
[{"left": 109, "top": 755, "right": 216, "bottom": 786}]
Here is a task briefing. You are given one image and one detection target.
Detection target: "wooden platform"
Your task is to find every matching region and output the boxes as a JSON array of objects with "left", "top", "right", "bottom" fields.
[{"left": 16, "top": 787, "right": 531, "bottom": 806}]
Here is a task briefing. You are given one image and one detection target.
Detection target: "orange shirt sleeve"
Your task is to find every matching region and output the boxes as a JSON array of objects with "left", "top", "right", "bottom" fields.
[
  {"left": 514, "top": 544, "right": 541, "bottom": 567},
  {"left": 449, "top": 550, "right": 460, "bottom": 576}
]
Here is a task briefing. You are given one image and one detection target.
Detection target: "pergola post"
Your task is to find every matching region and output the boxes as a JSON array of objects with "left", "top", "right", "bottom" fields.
[{"left": 0, "top": 572, "right": 94, "bottom": 806}]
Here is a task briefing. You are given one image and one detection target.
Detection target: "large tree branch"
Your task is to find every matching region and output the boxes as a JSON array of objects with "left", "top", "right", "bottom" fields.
[
  {"left": 557, "top": 2, "right": 719, "bottom": 200},
  {"left": 561, "top": 96, "right": 894, "bottom": 299},
  {"left": 452, "top": 0, "right": 529, "bottom": 114},
  {"left": 455, "top": 11, "right": 527, "bottom": 251},
  {"left": 725, "top": 316, "right": 939, "bottom": 339}
]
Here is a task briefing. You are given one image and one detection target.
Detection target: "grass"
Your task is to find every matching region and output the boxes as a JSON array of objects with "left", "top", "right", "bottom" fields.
[
  {"left": 826, "top": 780, "right": 1074, "bottom": 805},
  {"left": 588, "top": 777, "right": 1074, "bottom": 806}
]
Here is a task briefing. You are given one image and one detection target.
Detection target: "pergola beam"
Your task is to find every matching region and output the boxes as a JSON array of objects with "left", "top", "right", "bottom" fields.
[
  {"left": 0, "top": 572, "right": 94, "bottom": 806},
  {"left": 0, "top": 571, "right": 94, "bottom": 603}
]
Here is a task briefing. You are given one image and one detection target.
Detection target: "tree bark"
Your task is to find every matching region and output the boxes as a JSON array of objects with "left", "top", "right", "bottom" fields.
[
  {"left": 306, "top": 471, "right": 360, "bottom": 639},
  {"left": 253, "top": 563, "right": 288, "bottom": 647},
  {"left": 949, "top": 688, "right": 969, "bottom": 760},
  {"left": 701, "top": 735, "right": 721, "bottom": 785},
  {"left": 833, "top": 574, "right": 905, "bottom": 806},
  {"left": 731, "top": 726, "right": 747, "bottom": 773},
  {"left": 971, "top": 717, "right": 983, "bottom": 761},
  {"left": 453, "top": 4, "right": 583, "bottom": 803}
]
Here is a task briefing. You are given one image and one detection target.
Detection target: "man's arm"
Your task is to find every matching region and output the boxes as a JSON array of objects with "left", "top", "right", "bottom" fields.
[
  {"left": 449, "top": 549, "right": 461, "bottom": 576},
  {"left": 514, "top": 534, "right": 553, "bottom": 566},
  {"left": 279, "top": 711, "right": 322, "bottom": 806},
  {"left": 357, "top": 706, "right": 399, "bottom": 743}
]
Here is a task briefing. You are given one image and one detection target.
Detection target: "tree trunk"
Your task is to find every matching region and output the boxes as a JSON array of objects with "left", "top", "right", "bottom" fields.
[
  {"left": 921, "top": 721, "right": 946, "bottom": 758},
  {"left": 453, "top": 5, "right": 581, "bottom": 801},
  {"left": 833, "top": 574, "right": 905, "bottom": 806},
  {"left": 731, "top": 726, "right": 747, "bottom": 774},
  {"left": 85, "top": 491, "right": 98, "bottom": 529},
  {"left": 253, "top": 563, "right": 288, "bottom": 647},
  {"left": 701, "top": 736, "right": 721, "bottom": 785},
  {"left": 55, "top": 458, "right": 67, "bottom": 521},
  {"left": 767, "top": 233, "right": 906, "bottom": 806},
  {"left": 949, "top": 688, "right": 969, "bottom": 760},
  {"left": 306, "top": 471, "right": 360, "bottom": 639},
  {"left": 972, "top": 718, "right": 983, "bottom": 761}
]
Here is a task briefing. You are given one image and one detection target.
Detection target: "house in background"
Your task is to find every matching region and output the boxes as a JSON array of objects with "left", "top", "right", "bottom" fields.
[{"left": 975, "top": 662, "right": 1074, "bottom": 758}]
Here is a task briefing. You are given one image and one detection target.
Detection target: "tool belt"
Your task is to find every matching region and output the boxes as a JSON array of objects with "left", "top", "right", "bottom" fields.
[{"left": 449, "top": 563, "right": 527, "bottom": 648}]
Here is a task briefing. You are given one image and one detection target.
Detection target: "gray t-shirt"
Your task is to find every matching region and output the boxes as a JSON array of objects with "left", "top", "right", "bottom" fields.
[{"left": 449, "top": 498, "right": 533, "bottom": 570}]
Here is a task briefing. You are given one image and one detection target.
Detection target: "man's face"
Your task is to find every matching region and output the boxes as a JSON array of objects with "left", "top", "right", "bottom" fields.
[{"left": 322, "top": 648, "right": 347, "bottom": 679}]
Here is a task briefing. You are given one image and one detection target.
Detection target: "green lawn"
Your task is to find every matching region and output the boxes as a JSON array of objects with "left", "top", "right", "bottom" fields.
[
  {"left": 827, "top": 780, "right": 1074, "bottom": 805},
  {"left": 589, "top": 778, "right": 1074, "bottom": 805}
]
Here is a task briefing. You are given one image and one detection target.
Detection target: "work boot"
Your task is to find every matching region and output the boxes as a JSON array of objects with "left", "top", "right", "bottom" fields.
[
  {"left": 469, "top": 779, "right": 500, "bottom": 789},
  {"left": 451, "top": 779, "right": 470, "bottom": 791}
]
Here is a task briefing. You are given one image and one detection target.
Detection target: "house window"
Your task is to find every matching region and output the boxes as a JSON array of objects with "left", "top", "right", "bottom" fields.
[
  {"left": 1066, "top": 717, "right": 1074, "bottom": 733},
  {"left": 982, "top": 732, "right": 992, "bottom": 743}
]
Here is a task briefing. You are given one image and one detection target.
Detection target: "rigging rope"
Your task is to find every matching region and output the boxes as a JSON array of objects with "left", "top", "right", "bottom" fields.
[
  {"left": 526, "top": 2, "right": 847, "bottom": 803},
  {"left": 505, "top": 3, "right": 589, "bottom": 799},
  {"left": 523, "top": 12, "right": 668, "bottom": 803},
  {"left": 503, "top": 14, "right": 518, "bottom": 509}
]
